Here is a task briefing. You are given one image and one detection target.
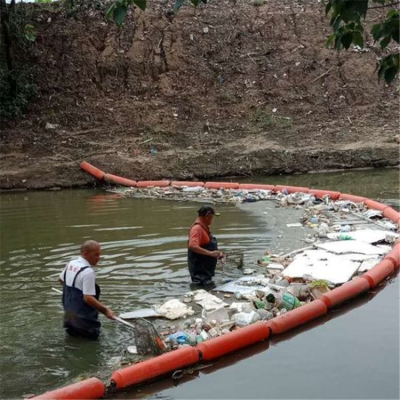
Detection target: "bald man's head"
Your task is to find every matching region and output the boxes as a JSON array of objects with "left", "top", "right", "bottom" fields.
[{"left": 80, "top": 240, "right": 101, "bottom": 266}]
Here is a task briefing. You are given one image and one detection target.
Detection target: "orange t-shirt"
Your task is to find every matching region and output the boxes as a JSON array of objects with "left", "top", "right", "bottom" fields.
[{"left": 188, "top": 218, "right": 210, "bottom": 248}]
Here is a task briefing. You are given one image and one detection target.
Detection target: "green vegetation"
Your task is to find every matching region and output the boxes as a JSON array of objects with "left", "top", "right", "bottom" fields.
[
  {"left": 105, "top": 0, "right": 208, "bottom": 26},
  {"left": 0, "top": 0, "right": 37, "bottom": 119},
  {"left": 251, "top": 0, "right": 266, "bottom": 7},
  {"left": 325, "top": 0, "right": 399, "bottom": 84}
]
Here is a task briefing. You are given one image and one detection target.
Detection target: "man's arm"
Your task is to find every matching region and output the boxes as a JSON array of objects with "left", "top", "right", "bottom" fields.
[
  {"left": 83, "top": 295, "right": 115, "bottom": 320},
  {"left": 188, "top": 245, "right": 222, "bottom": 258},
  {"left": 81, "top": 270, "right": 115, "bottom": 319},
  {"left": 188, "top": 226, "right": 223, "bottom": 258}
]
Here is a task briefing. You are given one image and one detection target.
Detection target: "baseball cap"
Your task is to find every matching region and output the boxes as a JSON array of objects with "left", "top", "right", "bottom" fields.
[{"left": 197, "top": 205, "right": 220, "bottom": 217}]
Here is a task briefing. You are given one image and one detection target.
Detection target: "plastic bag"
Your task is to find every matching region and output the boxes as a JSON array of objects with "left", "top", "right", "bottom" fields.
[{"left": 234, "top": 311, "right": 261, "bottom": 327}]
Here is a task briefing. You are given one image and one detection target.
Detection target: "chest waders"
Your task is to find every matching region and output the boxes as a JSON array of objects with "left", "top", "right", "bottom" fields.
[
  {"left": 188, "top": 223, "right": 218, "bottom": 285},
  {"left": 62, "top": 266, "right": 101, "bottom": 339}
]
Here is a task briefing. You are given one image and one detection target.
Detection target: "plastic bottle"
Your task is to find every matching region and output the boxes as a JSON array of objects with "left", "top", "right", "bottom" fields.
[
  {"left": 168, "top": 331, "right": 189, "bottom": 345},
  {"left": 200, "top": 330, "right": 209, "bottom": 341},
  {"left": 288, "top": 284, "right": 310, "bottom": 301},
  {"left": 257, "top": 255, "right": 271, "bottom": 266},
  {"left": 234, "top": 292, "right": 243, "bottom": 300},
  {"left": 317, "top": 222, "right": 330, "bottom": 237},
  {"left": 266, "top": 292, "right": 301, "bottom": 311},
  {"left": 181, "top": 321, "right": 191, "bottom": 330},
  {"left": 195, "top": 321, "right": 203, "bottom": 335},
  {"left": 256, "top": 309, "right": 274, "bottom": 321},
  {"left": 253, "top": 298, "right": 265, "bottom": 309},
  {"left": 196, "top": 335, "right": 204, "bottom": 344},
  {"left": 338, "top": 233, "right": 353, "bottom": 240},
  {"left": 340, "top": 224, "right": 351, "bottom": 232},
  {"left": 186, "top": 331, "right": 197, "bottom": 345},
  {"left": 208, "top": 328, "right": 219, "bottom": 338}
]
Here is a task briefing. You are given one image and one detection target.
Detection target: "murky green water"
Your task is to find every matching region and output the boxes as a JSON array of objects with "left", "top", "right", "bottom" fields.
[{"left": 0, "top": 168, "right": 399, "bottom": 399}]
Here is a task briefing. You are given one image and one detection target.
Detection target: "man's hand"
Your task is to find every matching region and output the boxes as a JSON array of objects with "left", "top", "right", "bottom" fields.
[
  {"left": 210, "top": 250, "right": 224, "bottom": 259},
  {"left": 105, "top": 308, "right": 115, "bottom": 320},
  {"left": 84, "top": 295, "right": 115, "bottom": 319},
  {"left": 189, "top": 245, "right": 224, "bottom": 259}
]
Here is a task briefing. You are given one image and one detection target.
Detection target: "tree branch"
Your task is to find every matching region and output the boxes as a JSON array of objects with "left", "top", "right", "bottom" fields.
[{"left": 368, "top": 1, "right": 400, "bottom": 9}]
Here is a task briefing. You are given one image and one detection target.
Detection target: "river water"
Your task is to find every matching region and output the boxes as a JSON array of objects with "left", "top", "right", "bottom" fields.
[{"left": 0, "top": 169, "right": 398, "bottom": 399}]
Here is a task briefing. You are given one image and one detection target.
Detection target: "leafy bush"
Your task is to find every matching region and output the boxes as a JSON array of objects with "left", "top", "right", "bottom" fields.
[
  {"left": 0, "top": 1, "right": 38, "bottom": 120},
  {"left": 326, "top": 0, "right": 399, "bottom": 84},
  {"left": 0, "top": 64, "right": 37, "bottom": 120}
]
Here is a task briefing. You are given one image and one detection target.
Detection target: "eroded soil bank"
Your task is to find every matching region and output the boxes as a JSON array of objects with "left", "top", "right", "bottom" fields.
[{"left": 0, "top": 0, "right": 398, "bottom": 190}]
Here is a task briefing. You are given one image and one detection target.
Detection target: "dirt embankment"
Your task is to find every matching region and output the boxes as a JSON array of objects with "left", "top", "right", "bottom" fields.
[{"left": 0, "top": 0, "right": 398, "bottom": 190}]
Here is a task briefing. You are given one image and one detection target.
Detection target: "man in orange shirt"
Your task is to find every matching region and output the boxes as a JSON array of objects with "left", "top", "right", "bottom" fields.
[{"left": 188, "top": 206, "right": 224, "bottom": 286}]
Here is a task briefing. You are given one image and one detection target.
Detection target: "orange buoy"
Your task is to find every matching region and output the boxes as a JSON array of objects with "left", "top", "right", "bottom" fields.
[
  {"left": 361, "top": 259, "right": 395, "bottom": 288},
  {"left": 384, "top": 247, "right": 400, "bottom": 269},
  {"left": 339, "top": 193, "right": 366, "bottom": 203},
  {"left": 136, "top": 180, "right": 171, "bottom": 188},
  {"left": 171, "top": 181, "right": 205, "bottom": 187},
  {"left": 30, "top": 378, "right": 105, "bottom": 400},
  {"left": 364, "top": 199, "right": 389, "bottom": 212},
  {"left": 104, "top": 174, "right": 137, "bottom": 187},
  {"left": 238, "top": 183, "right": 275, "bottom": 191},
  {"left": 88, "top": 194, "right": 123, "bottom": 202},
  {"left": 80, "top": 161, "right": 105, "bottom": 181},
  {"left": 309, "top": 189, "right": 341, "bottom": 200},
  {"left": 383, "top": 207, "right": 400, "bottom": 224},
  {"left": 204, "top": 182, "right": 240, "bottom": 190},
  {"left": 267, "top": 300, "right": 327, "bottom": 335},
  {"left": 274, "top": 185, "right": 309, "bottom": 194},
  {"left": 196, "top": 322, "right": 270, "bottom": 361},
  {"left": 320, "top": 278, "right": 370, "bottom": 308},
  {"left": 384, "top": 244, "right": 400, "bottom": 269},
  {"left": 110, "top": 346, "right": 199, "bottom": 390}
]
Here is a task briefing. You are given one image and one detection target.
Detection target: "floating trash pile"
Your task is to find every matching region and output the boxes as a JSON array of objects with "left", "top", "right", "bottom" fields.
[
  {"left": 143, "top": 229, "right": 396, "bottom": 349},
  {"left": 109, "top": 185, "right": 273, "bottom": 203},
  {"left": 111, "top": 185, "right": 398, "bottom": 231},
  {"left": 113, "top": 186, "right": 398, "bottom": 366}
]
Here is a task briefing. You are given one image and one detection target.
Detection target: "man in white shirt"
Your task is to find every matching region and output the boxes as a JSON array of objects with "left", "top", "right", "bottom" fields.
[{"left": 59, "top": 240, "right": 115, "bottom": 339}]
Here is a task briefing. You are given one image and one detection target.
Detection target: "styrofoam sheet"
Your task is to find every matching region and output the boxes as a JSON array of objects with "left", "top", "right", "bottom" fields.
[
  {"left": 214, "top": 276, "right": 269, "bottom": 294},
  {"left": 376, "top": 244, "right": 393, "bottom": 253},
  {"left": 282, "top": 250, "right": 361, "bottom": 284},
  {"left": 120, "top": 308, "right": 162, "bottom": 319},
  {"left": 358, "top": 257, "right": 382, "bottom": 272},
  {"left": 315, "top": 240, "right": 386, "bottom": 255},
  {"left": 340, "top": 253, "right": 379, "bottom": 262},
  {"left": 327, "top": 229, "right": 398, "bottom": 244}
]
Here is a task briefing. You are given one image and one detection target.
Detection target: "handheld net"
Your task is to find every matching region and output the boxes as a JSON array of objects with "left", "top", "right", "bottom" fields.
[
  {"left": 221, "top": 250, "right": 244, "bottom": 269},
  {"left": 130, "top": 318, "right": 165, "bottom": 356}
]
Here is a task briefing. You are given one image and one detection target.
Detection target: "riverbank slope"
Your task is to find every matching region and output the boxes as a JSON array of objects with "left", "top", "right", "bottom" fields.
[{"left": 0, "top": 0, "right": 398, "bottom": 190}]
